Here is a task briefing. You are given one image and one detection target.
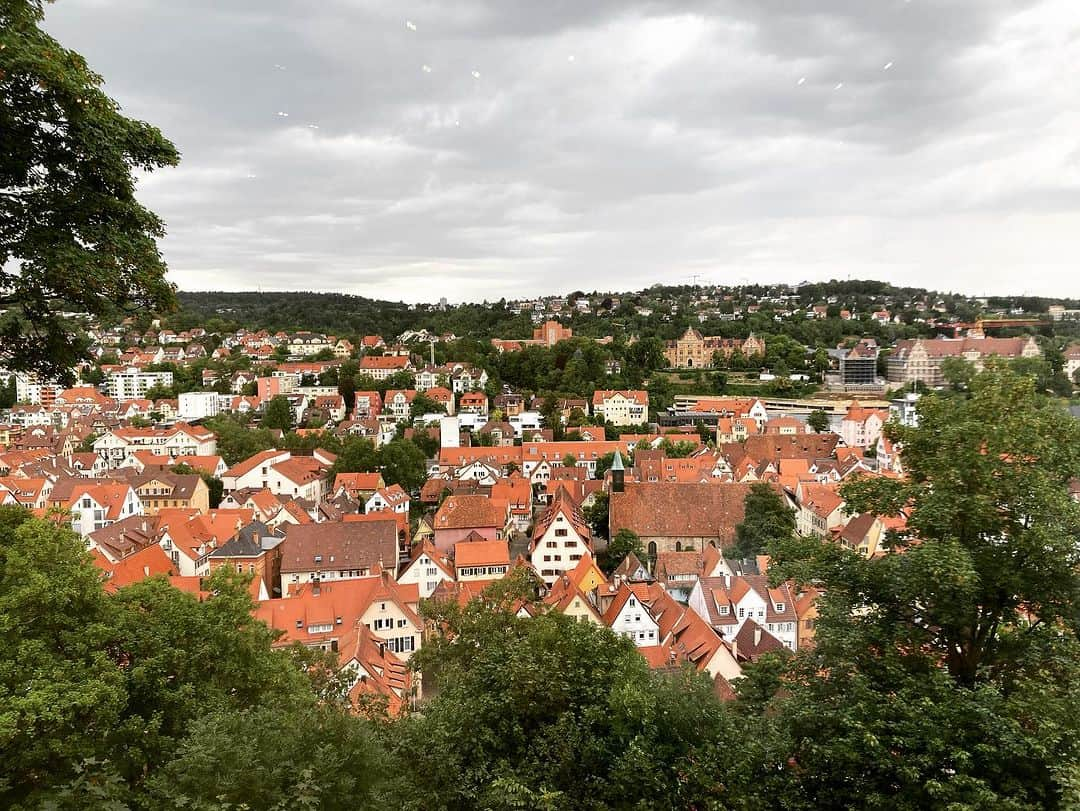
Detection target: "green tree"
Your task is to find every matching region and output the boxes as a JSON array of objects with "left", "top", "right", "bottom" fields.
[
  {"left": 583, "top": 491, "right": 610, "bottom": 539},
  {"left": 731, "top": 482, "right": 795, "bottom": 559},
  {"left": 601, "top": 528, "right": 645, "bottom": 573},
  {"left": 562, "top": 452, "right": 578, "bottom": 468},
  {"left": 753, "top": 363, "right": 1080, "bottom": 808},
  {"left": 378, "top": 438, "right": 428, "bottom": 494},
  {"left": 806, "top": 409, "right": 830, "bottom": 433},
  {"left": 204, "top": 414, "right": 278, "bottom": 466},
  {"left": 941, "top": 356, "right": 975, "bottom": 391},
  {"left": 409, "top": 392, "right": 446, "bottom": 419},
  {"left": 825, "top": 363, "right": 1080, "bottom": 686},
  {"left": 388, "top": 604, "right": 734, "bottom": 810},
  {"left": 0, "top": 508, "right": 126, "bottom": 806},
  {"left": 262, "top": 395, "right": 294, "bottom": 431},
  {"left": 0, "top": 376, "right": 17, "bottom": 409},
  {"left": 1, "top": 509, "right": 374, "bottom": 808},
  {"left": 148, "top": 704, "right": 384, "bottom": 810},
  {"left": 0, "top": 0, "right": 180, "bottom": 383},
  {"left": 330, "top": 437, "right": 380, "bottom": 478},
  {"left": 338, "top": 374, "right": 357, "bottom": 415}
]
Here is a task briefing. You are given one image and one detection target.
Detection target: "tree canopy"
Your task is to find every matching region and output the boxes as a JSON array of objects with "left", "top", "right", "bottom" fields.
[
  {"left": 0, "top": 506, "right": 381, "bottom": 809},
  {"left": 761, "top": 363, "right": 1080, "bottom": 807},
  {"left": 0, "top": 0, "right": 179, "bottom": 382},
  {"left": 386, "top": 596, "right": 737, "bottom": 810},
  {"left": 731, "top": 481, "right": 796, "bottom": 560}
]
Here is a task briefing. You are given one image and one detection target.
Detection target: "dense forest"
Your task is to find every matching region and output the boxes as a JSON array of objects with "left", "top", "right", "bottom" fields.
[{"left": 5, "top": 366, "right": 1080, "bottom": 809}]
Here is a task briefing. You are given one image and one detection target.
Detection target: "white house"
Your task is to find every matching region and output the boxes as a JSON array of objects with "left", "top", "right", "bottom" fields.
[
  {"left": 603, "top": 584, "right": 660, "bottom": 647},
  {"left": 840, "top": 402, "right": 888, "bottom": 449},
  {"left": 65, "top": 483, "right": 143, "bottom": 539},
  {"left": 688, "top": 575, "right": 800, "bottom": 651},
  {"left": 591, "top": 390, "right": 648, "bottom": 426},
  {"left": 397, "top": 542, "right": 455, "bottom": 598},
  {"left": 221, "top": 448, "right": 332, "bottom": 502},
  {"left": 529, "top": 487, "right": 594, "bottom": 585},
  {"left": 365, "top": 484, "right": 410, "bottom": 515}
]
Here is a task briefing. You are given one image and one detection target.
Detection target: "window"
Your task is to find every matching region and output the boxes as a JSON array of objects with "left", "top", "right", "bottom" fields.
[
  {"left": 775, "top": 603, "right": 785, "bottom": 612},
  {"left": 718, "top": 605, "right": 729, "bottom": 615},
  {"left": 546, "top": 541, "right": 557, "bottom": 548},
  {"left": 738, "top": 607, "right": 745, "bottom": 618},
  {"left": 555, "top": 528, "right": 567, "bottom": 537}
]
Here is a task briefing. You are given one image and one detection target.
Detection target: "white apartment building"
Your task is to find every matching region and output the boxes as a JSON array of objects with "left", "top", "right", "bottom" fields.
[{"left": 108, "top": 368, "right": 174, "bottom": 402}]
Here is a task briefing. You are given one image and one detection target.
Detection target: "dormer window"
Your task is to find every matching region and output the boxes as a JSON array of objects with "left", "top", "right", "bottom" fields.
[
  {"left": 718, "top": 605, "right": 729, "bottom": 615},
  {"left": 775, "top": 603, "right": 785, "bottom": 612}
]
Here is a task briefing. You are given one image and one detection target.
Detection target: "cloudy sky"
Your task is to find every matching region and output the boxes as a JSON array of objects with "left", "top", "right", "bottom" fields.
[{"left": 44, "top": 0, "right": 1080, "bottom": 302}]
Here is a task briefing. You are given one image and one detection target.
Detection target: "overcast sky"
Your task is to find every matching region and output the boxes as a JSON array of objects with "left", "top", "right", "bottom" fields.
[{"left": 44, "top": 0, "right": 1080, "bottom": 303}]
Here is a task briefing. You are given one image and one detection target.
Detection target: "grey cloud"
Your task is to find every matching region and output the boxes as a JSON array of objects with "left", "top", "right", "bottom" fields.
[{"left": 41, "top": 0, "right": 1080, "bottom": 300}]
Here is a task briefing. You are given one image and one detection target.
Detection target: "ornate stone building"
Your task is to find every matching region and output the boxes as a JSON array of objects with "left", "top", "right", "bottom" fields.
[
  {"left": 886, "top": 336, "right": 1040, "bottom": 386},
  {"left": 663, "top": 329, "right": 765, "bottom": 368}
]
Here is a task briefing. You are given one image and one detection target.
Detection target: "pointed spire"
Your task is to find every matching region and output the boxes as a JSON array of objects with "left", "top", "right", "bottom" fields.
[{"left": 611, "top": 450, "right": 624, "bottom": 472}]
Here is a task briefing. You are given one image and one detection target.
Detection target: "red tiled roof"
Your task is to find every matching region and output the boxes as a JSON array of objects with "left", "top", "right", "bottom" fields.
[
  {"left": 609, "top": 482, "right": 752, "bottom": 544},
  {"left": 454, "top": 539, "right": 510, "bottom": 567}
]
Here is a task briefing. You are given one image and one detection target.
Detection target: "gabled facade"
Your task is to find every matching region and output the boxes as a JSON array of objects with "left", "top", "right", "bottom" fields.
[{"left": 529, "top": 487, "right": 593, "bottom": 585}]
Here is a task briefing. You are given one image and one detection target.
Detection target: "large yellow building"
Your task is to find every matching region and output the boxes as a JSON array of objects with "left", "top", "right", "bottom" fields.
[{"left": 663, "top": 329, "right": 765, "bottom": 368}]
